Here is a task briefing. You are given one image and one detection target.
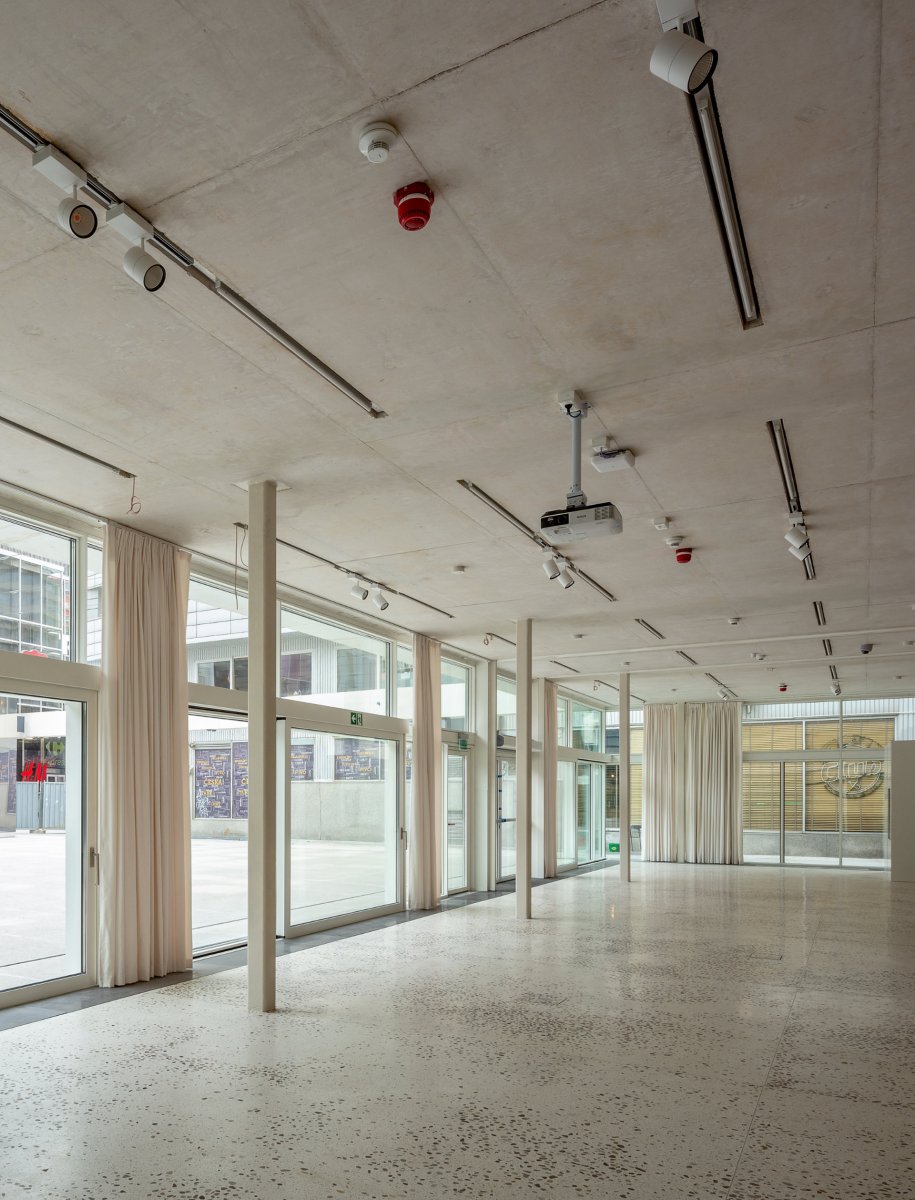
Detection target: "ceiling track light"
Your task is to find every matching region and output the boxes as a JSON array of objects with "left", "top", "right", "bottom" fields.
[
  {"left": 649, "top": 4, "right": 760, "bottom": 327},
  {"left": 32, "top": 146, "right": 99, "bottom": 240},
  {"left": 235, "top": 527, "right": 454, "bottom": 620},
  {"left": 813, "top": 601, "right": 827, "bottom": 627},
  {"left": 543, "top": 555, "right": 561, "bottom": 580},
  {"left": 370, "top": 587, "right": 389, "bottom": 612},
  {"left": 350, "top": 579, "right": 369, "bottom": 601},
  {"left": 787, "top": 541, "right": 812, "bottom": 561},
  {"left": 457, "top": 480, "right": 617, "bottom": 604},
  {"left": 9, "top": 114, "right": 385, "bottom": 419},
  {"left": 105, "top": 203, "right": 166, "bottom": 291},
  {"left": 768, "top": 419, "right": 816, "bottom": 580},
  {"left": 555, "top": 565, "right": 575, "bottom": 590},
  {"left": 785, "top": 525, "right": 809, "bottom": 550}
]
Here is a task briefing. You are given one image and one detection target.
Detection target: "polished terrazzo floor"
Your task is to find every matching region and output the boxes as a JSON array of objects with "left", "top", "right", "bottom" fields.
[{"left": 1, "top": 863, "right": 913, "bottom": 1199}]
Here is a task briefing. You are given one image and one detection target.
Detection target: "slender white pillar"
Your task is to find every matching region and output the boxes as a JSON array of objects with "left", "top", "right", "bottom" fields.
[
  {"left": 516, "top": 619, "right": 532, "bottom": 918},
  {"left": 531, "top": 677, "right": 546, "bottom": 880},
  {"left": 619, "top": 672, "right": 631, "bottom": 884},
  {"left": 247, "top": 480, "right": 277, "bottom": 1012}
]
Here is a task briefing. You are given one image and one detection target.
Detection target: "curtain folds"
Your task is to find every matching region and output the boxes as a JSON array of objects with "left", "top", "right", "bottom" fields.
[
  {"left": 99, "top": 523, "right": 192, "bottom": 987},
  {"left": 685, "top": 701, "right": 743, "bottom": 864},
  {"left": 542, "top": 680, "right": 558, "bottom": 878},
  {"left": 408, "top": 633, "right": 442, "bottom": 909},
  {"left": 643, "top": 703, "right": 679, "bottom": 862}
]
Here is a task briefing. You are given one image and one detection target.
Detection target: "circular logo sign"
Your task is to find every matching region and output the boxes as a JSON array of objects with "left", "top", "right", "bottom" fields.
[{"left": 820, "top": 735, "right": 885, "bottom": 799}]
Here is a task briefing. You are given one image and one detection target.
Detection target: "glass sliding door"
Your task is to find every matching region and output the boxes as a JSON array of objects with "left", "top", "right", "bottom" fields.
[
  {"left": 0, "top": 689, "right": 91, "bottom": 1000},
  {"left": 557, "top": 760, "right": 576, "bottom": 870},
  {"left": 444, "top": 749, "right": 468, "bottom": 893},
  {"left": 496, "top": 755, "right": 516, "bottom": 881},
  {"left": 188, "top": 711, "right": 249, "bottom": 951},
  {"left": 575, "top": 762, "right": 607, "bottom": 866},
  {"left": 286, "top": 726, "right": 400, "bottom": 929}
]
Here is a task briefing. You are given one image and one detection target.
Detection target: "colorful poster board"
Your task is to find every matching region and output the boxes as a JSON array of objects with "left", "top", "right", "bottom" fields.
[
  {"left": 194, "top": 747, "right": 231, "bottom": 818},
  {"left": 334, "top": 737, "right": 383, "bottom": 781},
  {"left": 290, "top": 743, "right": 314, "bottom": 782},
  {"left": 231, "top": 741, "right": 249, "bottom": 819}
]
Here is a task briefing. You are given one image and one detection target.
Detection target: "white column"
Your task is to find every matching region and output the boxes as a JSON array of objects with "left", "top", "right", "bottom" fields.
[
  {"left": 516, "top": 619, "right": 532, "bottom": 918},
  {"left": 619, "top": 672, "right": 631, "bottom": 884},
  {"left": 247, "top": 480, "right": 277, "bottom": 1012},
  {"left": 531, "top": 677, "right": 546, "bottom": 880}
]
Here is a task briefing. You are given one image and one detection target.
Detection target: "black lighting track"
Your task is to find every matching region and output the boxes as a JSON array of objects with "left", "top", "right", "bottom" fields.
[
  {"left": 635, "top": 618, "right": 666, "bottom": 640},
  {"left": 767, "top": 418, "right": 816, "bottom": 581},
  {"left": 676, "top": 650, "right": 698, "bottom": 665},
  {"left": 813, "top": 600, "right": 827, "bottom": 626},
  {"left": 684, "top": 17, "right": 762, "bottom": 329}
]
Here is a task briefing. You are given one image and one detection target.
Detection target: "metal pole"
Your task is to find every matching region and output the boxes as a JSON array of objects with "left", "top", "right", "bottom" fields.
[
  {"left": 247, "top": 480, "right": 277, "bottom": 1013},
  {"left": 619, "top": 673, "right": 631, "bottom": 883},
  {"left": 516, "top": 619, "right": 532, "bottom": 919}
]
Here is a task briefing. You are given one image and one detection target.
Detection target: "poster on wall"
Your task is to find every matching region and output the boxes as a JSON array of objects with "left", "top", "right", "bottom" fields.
[
  {"left": 232, "top": 741, "right": 249, "bottom": 819},
  {"left": 194, "top": 747, "right": 231, "bottom": 818},
  {"left": 290, "top": 743, "right": 314, "bottom": 782},
  {"left": 334, "top": 737, "right": 384, "bottom": 781}
]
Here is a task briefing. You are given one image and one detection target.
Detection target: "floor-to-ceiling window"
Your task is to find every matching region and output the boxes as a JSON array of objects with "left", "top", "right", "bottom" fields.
[
  {"left": 742, "top": 699, "right": 912, "bottom": 869},
  {"left": 0, "top": 687, "right": 92, "bottom": 998}
]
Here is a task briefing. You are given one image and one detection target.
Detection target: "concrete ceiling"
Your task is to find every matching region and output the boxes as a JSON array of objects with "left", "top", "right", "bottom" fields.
[{"left": 0, "top": 0, "right": 912, "bottom": 704}]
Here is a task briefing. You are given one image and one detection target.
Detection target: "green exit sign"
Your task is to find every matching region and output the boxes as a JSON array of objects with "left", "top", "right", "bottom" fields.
[
  {"left": 350, "top": 712, "right": 363, "bottom": 726},
  {"left": 607, "top": 841, "right": 620, "bottom": 853}
]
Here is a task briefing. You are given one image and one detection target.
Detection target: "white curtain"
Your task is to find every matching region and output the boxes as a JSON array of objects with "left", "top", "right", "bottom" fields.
[
  {"left": 643, "top": 703, "right": 678, "bottom": 861},
  {"left": 408, "top": 633, "right": 442, "bottom": 909},
  {"left": 542, "top": 680, "right": 558, "bottom": 878},
  {"left": 685, "top": 701, "right": 743, "bottom": 864},
  {"left": 99, "top": 523, "right": 192, "bottom": 986}
]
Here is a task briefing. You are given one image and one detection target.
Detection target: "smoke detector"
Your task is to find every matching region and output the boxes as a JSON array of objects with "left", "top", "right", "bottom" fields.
[
  {"left": 665, "top": 535, "right": 684, "bottom": 549},
  {"left": 358, "top": 121, "right": 398, "bottom": 163}
]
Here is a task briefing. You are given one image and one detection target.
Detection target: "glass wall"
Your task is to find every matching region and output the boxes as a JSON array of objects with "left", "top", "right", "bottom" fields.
[
  {"left": 0, "top": 691, "right": 85, "bottom": 992},
  {"left": 497, "top": 676, "right": 516, "bottom": 735},
  {"left": 288, "top": 728, "right": 399, "bottom": 926},
  {"left": 0, "top": 517, "right": 73, "bottom": 661},
  {"left": 572, "top": 701, "right": 602, "bottom": 752},
  {"left": 496, "top": 754, "right": 516, "bottom": 880},
  {"left": 741, "top": 699, "right": 913, "bottom": 868},
  {"left": 557, "top": 760, "right": 576, "bottom": 869},
  {"left": 280, "top": 608, "right": 388, "bottom": 714},
  {"left": 442, "top": 658, "right": 471, "bottom": 732},
  {"left": 188, "top": 712, "right": 249, "bottom": 950},
  {"left": 186, "top": 577, "right": 249, "bottom": 689},
  {"left": 396, "top": 644, "right": 413, "bottom": 721},
  {"left": 444, "top": 749, "right": 468, "bottom": 892}
]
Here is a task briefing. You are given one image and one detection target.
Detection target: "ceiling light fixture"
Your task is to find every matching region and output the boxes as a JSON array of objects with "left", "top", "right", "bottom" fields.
[
  {"left": 785, "top": 525, "right": 809, "bottom": 550},
  {"left": 105, "top": 203, "right": 166, "bottom": 291},
  {"left": 555, "top": 565, "right": 575, "bottom": 590},
  {"left": 543, "top": 555, "right": 561, "bottom": 580},
  {"left": 650, "top": 28, "right": 717, "bottom": 95},
  {"left": 371, "top": 587, "right": 389, "bottom": 612},
  {"left": 650, "top": 3, "right": 759, "bottom": 327},
  {"left": 457, "top": 479, "right": 617, "bottom": 604},
  {"left": 31, "top": 145, "right": 98, "bottom": 239},
  {"left": 768, "top": 419, "right": 815, "bottom": 580},
  {"left": 5, "top": 118, "right": 385, "bottom": 418},
  {"left": 350, "top": 579, "right": 369, "bottom": 601}
]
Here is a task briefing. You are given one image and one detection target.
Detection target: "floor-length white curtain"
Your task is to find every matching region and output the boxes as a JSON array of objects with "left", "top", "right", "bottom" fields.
[
  {"left": 643, "top": 703, "right": 678, "bottom": 861},
  {"left": 542, "top": 680, "right": 558, "bottom": 878},
  {"left": 99, "top": 523, "right": 192, "bottom": 986},
  {"left": 408, "top": 633, "right": 442, "bottom": 909},
  {"left": 685, "top": 701, "right": 743, "bottom": 864}
]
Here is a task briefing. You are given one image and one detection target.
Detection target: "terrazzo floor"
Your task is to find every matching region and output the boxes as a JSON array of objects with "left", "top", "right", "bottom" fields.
[{"left": 1, "top": 862, "right": 914, "bottom": 1199}]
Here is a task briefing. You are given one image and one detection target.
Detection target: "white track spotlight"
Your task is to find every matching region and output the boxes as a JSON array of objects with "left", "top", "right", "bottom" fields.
[
  {"left": 831, "top": 683, "right": 841, "bottom": 697},
  {"left": 542, "top": 555, "right": 561, "bottom": 580},
  {"left": 350, "top": 579, "right": 369, "bottom": 601},
  {"left": 122, "top": 243, "right": 165, "bottom": 292},
  {"left": 788, "top": 541, "right": 811, "bottom": 561},
  {"left": 57, "top": 190, "right": 97, "bottom": 239},
  {"left": 106, "top": 203, "right": 166, "bottom": 291},
  {"left": 555, "top": 565, "right": 575, "bottom": 590},
  {"left": 785, "top": 525, "right": 809, "bottom": 550},
  {"left": 371, "top": 587, "right": 389, "bottom": 612},
  {"left": 650, "top": 28, "right": 717, "bottom": 94},
  {"left": 32, "top": 146, "right": 98, "bottom": 239}
]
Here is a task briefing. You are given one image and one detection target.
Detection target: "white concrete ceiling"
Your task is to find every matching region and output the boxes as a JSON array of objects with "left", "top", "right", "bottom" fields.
[{"left": 0, "top": 0, "right": 912, "bottom": 704}]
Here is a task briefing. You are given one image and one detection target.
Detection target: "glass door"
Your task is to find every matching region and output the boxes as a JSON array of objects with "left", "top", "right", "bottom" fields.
[
  {"left": 284, "top": 721, "right": 402, "bottom": 932},
  {"left": 556, "top": 760, "right": 576, "bottom": 870},
  {"left": 590, "top": 763, "right": 605, "bottom": 862},
  {"left": 575, "top": 762, "right": 607, "bottom": 866},
  {"left": 188, "top": 710, "right": 249, "bottom": 952},
  {"left": 444, "top": 748, "right": 468, "bottom": 893},
  {"left": 0, "top": 686, "right": 94, "bottom": 1005},
  {"left": 496, "top": 755, "right": 516, "bottom": 882}
]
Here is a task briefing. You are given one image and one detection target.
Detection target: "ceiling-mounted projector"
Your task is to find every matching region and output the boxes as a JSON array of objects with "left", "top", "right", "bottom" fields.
[
  {"left": 541, "top": 391, "right": 624, "bottom": 543},
  {"left": 541, "top": 501, "right": 623, "bottom": 542}
]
